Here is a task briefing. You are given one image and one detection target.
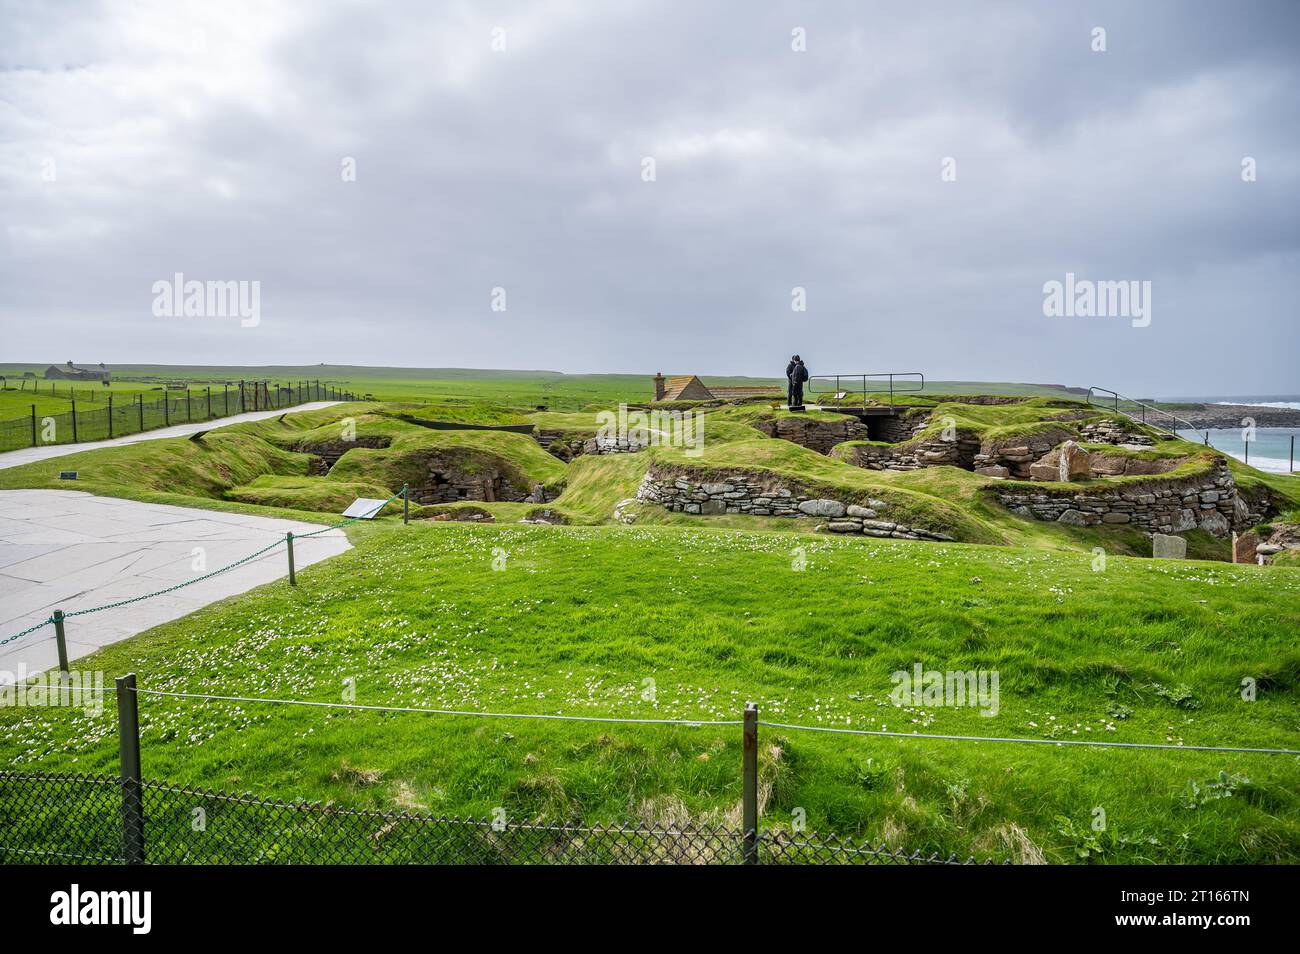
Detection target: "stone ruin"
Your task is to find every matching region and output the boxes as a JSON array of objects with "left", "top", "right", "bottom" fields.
[
  {"left": 297, "top": 437, "right": 393, "bottom": 474},
  {"left": 635, "top": 468, "right": 955, "bottom": 541},
  {"left": 993, "top": 457, "right": 1265, "bottom": 538}
]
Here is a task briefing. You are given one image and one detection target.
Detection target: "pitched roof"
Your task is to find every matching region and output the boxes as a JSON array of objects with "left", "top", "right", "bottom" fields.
[{"left": 661, "top": 375, "right": 714, "bottom": 401}]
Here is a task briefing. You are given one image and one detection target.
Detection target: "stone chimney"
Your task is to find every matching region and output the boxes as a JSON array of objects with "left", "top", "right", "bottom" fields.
[{"left": 653, "top": 372, "right": 665, "bottom": 401}]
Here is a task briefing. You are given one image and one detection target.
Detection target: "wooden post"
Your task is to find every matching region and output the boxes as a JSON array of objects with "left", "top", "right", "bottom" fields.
[
  {"left": 206, "top": 386, "right": 212, "bottom": 418},
  {"left": 71, "top": 399, "right": 78, "bottom": 442},
  {"left": 116, "top": 673, "right": 146, "bottom": 864},
  {"left": 108, "top": 394, "right": 113, "bottom": 439},
  {"left": 31, "top": 404, "right": 37, "bottom": 447},
  {"left": 742, "top": 702, "right": 758, "bottom": 864},
  {"left": 138, "top": 394, "right": 145, "bottom": 433},
  {"left": 52, "top": 609, "right": 69, "bottom": 681},
  {"left": 286, "top": 532, "right": 296, "bottom": 585},
  {"left": 403, "top": 484, "right": 410, "bottom": 524}
]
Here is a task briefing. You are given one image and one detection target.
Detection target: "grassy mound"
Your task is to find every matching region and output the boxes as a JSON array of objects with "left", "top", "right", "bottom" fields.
[
  {"left": 225, "top": 475, "right": 399, "bottom": 514},
  {"left": 380, "top": 402, "right": 532, "bottom": 427},
  {"left": 0, "top": 430, "right": 311, "bottom": 502}
]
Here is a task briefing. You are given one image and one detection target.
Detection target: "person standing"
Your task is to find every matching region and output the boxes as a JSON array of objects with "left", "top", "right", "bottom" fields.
[
  {"left": 791, "top": 356, "right": 809, "bottom": 409},
  {"left": 785, "top": 355, "right": 799, "bottom": 406}
]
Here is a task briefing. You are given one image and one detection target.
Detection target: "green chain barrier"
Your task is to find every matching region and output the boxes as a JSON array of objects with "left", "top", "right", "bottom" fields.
[{"left": 0, "top": 616, "right": 53, "bottom": 648}]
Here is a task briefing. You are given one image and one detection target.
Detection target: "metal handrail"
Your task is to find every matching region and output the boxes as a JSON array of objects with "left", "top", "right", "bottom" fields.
[
  {"left": 807, "top": 372, "right": 925, "bottom": 409},
  {"left": 1086, "top": 387, "right": 1206, "bottom": 442}
]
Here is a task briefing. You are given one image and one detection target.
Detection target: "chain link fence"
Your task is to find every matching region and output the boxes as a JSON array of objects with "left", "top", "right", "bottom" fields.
[
  {"left": 0, "top": 770, "right": 997, "bottom": 865},
  {"left": 0, "top": 381, "right": 359, "bottom": 452}
]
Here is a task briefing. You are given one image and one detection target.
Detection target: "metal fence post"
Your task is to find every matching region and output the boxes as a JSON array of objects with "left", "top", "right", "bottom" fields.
[
  {"left": 286, "top": 532, "right": 296, "bottom": 585},
  {"left": 52, "top": 608, "right": 69, "bottom": 682},
  {"left": 403, "top": 484, "right": 410, "bottom": 524},
  {"left": 31, "top": 404, "right": 37, "bottom": 447},
  {"left": 71, "top": 399, "right": 78, "bottom": 442},
  {"left": 116, "top": 673, "right": 146, "bottom": 864},
  {"left": 743, "top": 702, "right": 758, "bottom": 864},
  {"left": 107, "top": 394, "right": 113, "bottom": 439}
]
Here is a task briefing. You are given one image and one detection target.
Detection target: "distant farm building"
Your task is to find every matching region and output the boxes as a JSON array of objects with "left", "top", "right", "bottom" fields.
[
  {"left": 44, "top": 361, "right": 111, "bottom": 382},
  {"left": 652, "top": 373, "right": 780, "bottom": 402}
]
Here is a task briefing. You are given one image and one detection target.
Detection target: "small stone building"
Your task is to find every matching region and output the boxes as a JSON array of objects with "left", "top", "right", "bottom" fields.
[
  {"left": 652, "top": 373, "right": 779, "bottom": 402},
  {"left": 44, "top": 361, "right": 111, "bottom": 382},
  {"left": 653, "top": 374, "right": 715, "bottom": 402}
]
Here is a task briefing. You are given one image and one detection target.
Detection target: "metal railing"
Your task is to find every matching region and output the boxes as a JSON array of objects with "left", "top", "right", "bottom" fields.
[
  {"left": 1086, "top": 387, "right": 1207, "bottom": 443},
  {"left": 807, "top": 372, "right": 925, "bottom": 409}
]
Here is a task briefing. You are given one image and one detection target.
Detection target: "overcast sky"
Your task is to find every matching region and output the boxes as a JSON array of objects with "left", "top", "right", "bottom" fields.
[{"left": 2, "top": 0, "right": 1297, "bottom": 394}]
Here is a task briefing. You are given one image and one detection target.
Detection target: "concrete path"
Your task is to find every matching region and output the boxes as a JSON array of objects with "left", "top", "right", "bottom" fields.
[
  {"left": 0, "top": 401, "right": 341, "bottom": 471},
  {"left": 0, "top": 490, "right": 350, "bottom": 681}
]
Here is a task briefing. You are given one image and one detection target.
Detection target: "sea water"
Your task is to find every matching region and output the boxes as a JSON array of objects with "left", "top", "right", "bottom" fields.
[{"left": 1166, "top": 395, "right": 1300, "bottom": 475}]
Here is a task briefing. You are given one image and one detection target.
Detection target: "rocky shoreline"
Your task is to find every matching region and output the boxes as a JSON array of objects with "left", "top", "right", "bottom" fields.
[{"left": 1175, "top": 404, "right": 1300, "bottom": 429}]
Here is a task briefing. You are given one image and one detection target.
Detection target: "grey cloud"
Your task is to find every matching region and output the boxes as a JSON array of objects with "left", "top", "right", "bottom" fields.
[{"left": 1, "top": 0, "right": 1297, "bottom": 393}]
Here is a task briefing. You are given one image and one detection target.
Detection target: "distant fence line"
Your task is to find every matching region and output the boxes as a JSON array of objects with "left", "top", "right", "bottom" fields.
[{"left": 0, "top": 380, "right": 359, "bottom": 453}]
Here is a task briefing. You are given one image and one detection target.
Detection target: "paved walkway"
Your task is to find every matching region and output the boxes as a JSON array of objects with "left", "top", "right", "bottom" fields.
[
  {"left": 0, "top": 401, "right": 341, "bottom": 470},
  {"left": 0, "top": 490, "right": 350, "bottom": 681}
]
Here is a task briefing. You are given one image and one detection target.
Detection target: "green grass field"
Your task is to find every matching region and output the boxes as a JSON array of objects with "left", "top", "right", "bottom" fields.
[
  {"left": 3, "top": 519, "right": 1298, "bottom": 863},
  {"left": 0, "top": 363, "right": 1089, "bottom": 416},
  {"left": 2, "top": 391, "right": 1298, "bottom": 863}
]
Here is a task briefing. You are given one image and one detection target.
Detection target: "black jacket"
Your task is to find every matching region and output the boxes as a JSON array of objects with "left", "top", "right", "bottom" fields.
[
  {"left": 785, "top": 361, "right": 796, "bottom": 380},
  {"left": 793, "top": 362, "right": 809, "bottom": 384}
]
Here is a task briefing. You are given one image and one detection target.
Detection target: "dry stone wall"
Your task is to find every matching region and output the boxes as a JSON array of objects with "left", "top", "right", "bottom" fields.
[
  {"left": 298, "top": 437, "right": 393, "bottom": 474},
  {"left": 407, "top": 452, "right": 557, "bottom": 506},
  {"left": 635, "top": 469, "right": 955, "bottom": 541},
  {"left": 538, "top": 431, "right": 650, "bottom": 461},
  {"left": 875, "top": 411, "right": 931, "bottom": 444},
  {"left": 839, "top": 433, "right": 980, "bottom": 472},
  {"left": 753, "top": 415, "right": 870, "bottom": 454},
  {"left": 971, "top": 427, "right": 1077, "bottom": 478},
  {"left": 993, "top": 458, "right": 1261, "bottom": 537},
  {"left": 1078, "top": 419, "right": 1155, "bottom": 446}
]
